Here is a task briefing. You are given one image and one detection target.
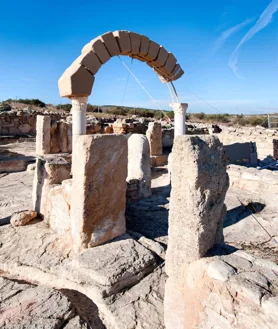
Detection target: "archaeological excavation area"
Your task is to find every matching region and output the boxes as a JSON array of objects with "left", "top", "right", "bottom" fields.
[{"left": 0, "top": 30, "right": 278, "bottom": 329}]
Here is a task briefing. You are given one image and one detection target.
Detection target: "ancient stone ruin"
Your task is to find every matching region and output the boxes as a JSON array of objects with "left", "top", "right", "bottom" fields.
[{"left": 0, "top": 30, "right": 277, "bottom": 329}]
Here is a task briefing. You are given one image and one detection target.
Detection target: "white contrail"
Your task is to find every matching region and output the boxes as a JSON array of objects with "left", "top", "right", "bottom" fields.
[
  {"left": 229, "top": 0, "right": 278, "bottom": 78},
  {"left": 214, "top": 19, "right": 253, "bottom": 52}
]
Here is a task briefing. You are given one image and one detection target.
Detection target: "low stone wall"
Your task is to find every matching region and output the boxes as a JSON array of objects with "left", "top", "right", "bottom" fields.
[
  {"left": 228, "top": 165, "right": 278, "bottom": 203},
  {"left": 0, "top": 111, "right": 63, "bottom": 136},
  {"left": 162, "top": 124, "right": 278, "bottom": 160},
  {"left": 217, "top": 127, "right": 278, "bottom": 160},
  {"left": 224, "top": 142, "right": 257, "bottom": 166}
]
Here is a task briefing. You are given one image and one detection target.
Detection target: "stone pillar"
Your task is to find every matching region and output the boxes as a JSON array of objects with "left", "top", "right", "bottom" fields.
[
  {"left": 70, "top": 135, "right": 127, "bottom": 252},
  {"left": 36, "top": 115, "right": 51, "bottom": 155},
  {"left": 127, "top": 134, "right": 152, "bottom": 200},
  {"left": 169, "top": 103, "right": 188, "bottom": 137},
  {"left": 58, "top": 121, "right": 69, "bottom": 153},
  {"left": 146, "top": 122, "right": 162, "bottom": 156},
  {"left": 164, "top": 135, "right": 229, "bottom": 329},
  {"left": 70, "top": 96, "right": 88, "bottom": 150},
  {"left": 32, "top": 156, "right": 71, "bottom": 214}
]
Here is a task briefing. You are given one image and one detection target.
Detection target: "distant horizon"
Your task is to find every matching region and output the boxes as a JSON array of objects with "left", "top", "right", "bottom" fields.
[{"left": 2, "top": 97, "right": 278, "bottom": 116}]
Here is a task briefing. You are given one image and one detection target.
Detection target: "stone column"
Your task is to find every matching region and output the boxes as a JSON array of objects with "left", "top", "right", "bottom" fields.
[
  {"left": 169, "top": 103, "right": 188, "bottom": 137},
  {"left": 70, "top": 96, "right": 88, "bottom": 150}
]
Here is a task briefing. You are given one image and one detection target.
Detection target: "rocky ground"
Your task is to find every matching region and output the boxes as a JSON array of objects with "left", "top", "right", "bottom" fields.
[{"left": 0, "top": 139, "right": 278, "bottom": 328}]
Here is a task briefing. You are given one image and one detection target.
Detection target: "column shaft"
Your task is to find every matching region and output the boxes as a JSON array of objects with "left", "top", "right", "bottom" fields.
[
  {"left": 169, "top": 103, "right": 188, "bottom": 137},
  {"left": 71, "top": 96, "right": 88, "bottom": 148}
]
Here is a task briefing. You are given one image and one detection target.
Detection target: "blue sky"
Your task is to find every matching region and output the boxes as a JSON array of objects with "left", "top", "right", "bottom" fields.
[{"left": 0, "top": 0, "right": 277, "bottom": 114}]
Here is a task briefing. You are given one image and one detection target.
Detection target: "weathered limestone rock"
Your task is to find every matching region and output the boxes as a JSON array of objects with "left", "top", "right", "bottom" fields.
[
  {"left": 166, "top": 135, "right": 228, "bottom": 278},
  {"left": 0, "top": 222, "right": 160, "bottom": 324},
  {"left": 71, "top": 135, "right": 127, "bottom": 252},
  {"left": 177, "top": 254, "right": 277, "bottom": 329},
  {"left": 0, "top": 277, "right": 91, "bottom": 329},
  {"left": 146, "top": 122, "right": 162, "bottom": 156},
  {"left": 127, "top": 134, "right": 151, "bottom": 199},
  {"left": 207, "top": 259, "right": 236, "bottom": 282},
  {"left": 112, "top": 120, "right": 127, "bottom": 134},
  {"left": 10, "top": 210, "right": 37, "bottom": 226},
  {"left": 69, "top": 234, "right": 157, "bottom": 296},
  {"left": 104, "top": 265, "right": 166, "bottom": 329},
  {"left": 47, "top": 179, "right": 72, "bottom": 236},
  {"left": 165, "top": 135, "right": 229, "bottom": 329}
]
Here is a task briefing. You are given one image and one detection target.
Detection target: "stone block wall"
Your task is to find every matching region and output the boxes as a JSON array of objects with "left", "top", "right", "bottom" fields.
[
  {"left": 228, "top": 165, "right": 278, "bottom": 203},
  {"left": 224, "top": 142, "right": 258, "bottom": 166},
  {"left": 217, "top": 127, "right": 278, "bottom": 160},
  {"left": 0, "top": 111, "right": 63, "bottom": 136}
]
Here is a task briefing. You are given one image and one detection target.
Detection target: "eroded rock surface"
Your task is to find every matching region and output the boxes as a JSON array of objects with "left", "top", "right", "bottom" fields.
[{"left": 0, "top": 277, "right": 91, "bottom": 329}]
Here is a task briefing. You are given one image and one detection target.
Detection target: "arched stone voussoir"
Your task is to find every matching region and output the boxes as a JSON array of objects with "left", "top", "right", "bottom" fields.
[
  {"left": 129, "top": 31, "right": 141, "bottom": 54},
  {"left": 58, "top": 30, "right": 184, "bottom": 98},
  {"left": 99, "top": 31, "right": 120, "bottom": 57},
  {"left": 113, "top": 30, "right": 132, "bottom": 54},
  {"left": 149, "top": 46, "right": 169, "bottom": 68},
  {"left": 81, "top": 37, "right": 111, "bottom": 64},
  {"left": 74, "top": 51, "right": 102, "bottom": 75},
  {"left": 58, "top": 62, "right": 95, "bottom": 98}
]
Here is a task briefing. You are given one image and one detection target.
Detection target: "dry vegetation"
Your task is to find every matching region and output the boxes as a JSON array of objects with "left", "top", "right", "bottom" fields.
[{"left": 0, "top": 99, "right": 272, "bottom": 127}]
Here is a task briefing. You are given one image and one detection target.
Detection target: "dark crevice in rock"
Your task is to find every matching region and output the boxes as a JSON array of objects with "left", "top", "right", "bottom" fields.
[{"left": 59, "top": 288, "right": 107, "bottom": 329}]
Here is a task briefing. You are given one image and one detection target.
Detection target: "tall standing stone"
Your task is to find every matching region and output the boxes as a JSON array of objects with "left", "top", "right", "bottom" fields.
[
  {"left": 70, "top": 134, "right": 128, "bottom": 252},
  {"left": 146, "top": 122, "right": 162, "bottom": 156},
  {"left": 36, "top": 115, "right": 51, "bottom": 155},
  {"left": 127, "top": 134, "right": 151, "bottom": 199},
  {"left": 274, "top": 139, "right": 278, "bottom": 160},
  {"left": 165, "top": 135, "right": 229, "bottom": 329}
]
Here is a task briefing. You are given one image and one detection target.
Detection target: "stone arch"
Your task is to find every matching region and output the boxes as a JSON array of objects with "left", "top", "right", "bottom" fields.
[{"left": 58, "top": 30, "right": 184, "bottom": 98}]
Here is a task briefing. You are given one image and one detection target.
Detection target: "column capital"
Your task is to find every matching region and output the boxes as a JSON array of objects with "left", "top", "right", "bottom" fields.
[
  {"left": 70, "top": 96, "right": 88, "bottom": 111},
  {"left": 169, "top": 102, "right": 188, "bottom": 114}
]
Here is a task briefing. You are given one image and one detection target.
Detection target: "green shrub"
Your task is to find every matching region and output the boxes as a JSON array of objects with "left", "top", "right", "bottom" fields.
[
  {"left": 17, "top": 98, "right": 46, "bottom": 107},
  {"left": 234, "top": 114, "right": 247, "bottom": 126},
  {"left": 248, "top": 116, "right": 268, "bottom": 127},
  {"left": 194, "top": 112, "right": 206, "bottom": 120},
  {"left": 56, "top": 104, "right": 72, "bottom": 111}
]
